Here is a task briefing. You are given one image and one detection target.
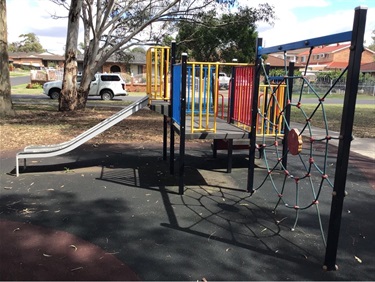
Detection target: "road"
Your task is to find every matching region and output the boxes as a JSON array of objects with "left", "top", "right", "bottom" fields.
[
  {"left": 10, "top": 76, "right": 144, "bottom": 103},
  {"left": 10, "top": 76, "right": 374, "bottom": 105},
  {"left": 10, "top": 76, "right": 30, "bottom": 86}
]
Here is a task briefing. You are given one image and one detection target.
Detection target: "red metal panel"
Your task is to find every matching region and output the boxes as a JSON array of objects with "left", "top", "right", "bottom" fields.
[{"left": 232, "top": 66, "right": 255, "bottom": 126}]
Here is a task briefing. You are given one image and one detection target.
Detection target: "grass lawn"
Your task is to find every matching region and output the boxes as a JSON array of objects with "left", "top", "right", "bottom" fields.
[
  {"left": 296, "top": 93, "right": 374, "bottom": 100},
  {"left": 4, "top": 87, "right": 372, "bottom": 152},
  {"left": 9, "top": 70, "right": 30, "bottom": 77},
  {"left": 290, "top": 103, "right": 375, "bottom": 138},
  {"left": 11, "top": 84, "right": 43, "bottom": 95}
]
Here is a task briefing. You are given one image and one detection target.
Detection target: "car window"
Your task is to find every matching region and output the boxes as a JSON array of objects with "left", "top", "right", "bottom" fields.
[{"left": 100, "top": 75, "right": 121, "bottom": 81}]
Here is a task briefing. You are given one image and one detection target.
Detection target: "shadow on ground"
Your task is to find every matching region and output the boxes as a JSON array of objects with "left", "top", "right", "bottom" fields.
[{"left": 1, "top": 143, "right": 375, "bottom": 280}]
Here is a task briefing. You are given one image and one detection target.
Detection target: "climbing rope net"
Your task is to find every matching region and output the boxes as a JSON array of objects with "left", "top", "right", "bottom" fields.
[{"left": 253, "top": 47, "right": 349, "bottom": 246}]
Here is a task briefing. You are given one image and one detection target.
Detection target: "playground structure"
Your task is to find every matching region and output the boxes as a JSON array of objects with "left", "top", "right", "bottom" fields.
[
  {"left": 14, "top": 6, "right": 367, "bottom": 272},
  {"left": 146, "top": 7, "right": 367, "bottom": 271}
]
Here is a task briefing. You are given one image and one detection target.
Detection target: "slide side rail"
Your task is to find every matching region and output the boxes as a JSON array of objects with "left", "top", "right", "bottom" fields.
[{"left": 16, "top": 96, "right": 149, "bottom": 176}]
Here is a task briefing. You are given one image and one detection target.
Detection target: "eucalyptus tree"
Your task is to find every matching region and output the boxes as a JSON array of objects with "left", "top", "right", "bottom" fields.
[
  {"left": 53, "top": 0, "right": 239, "bottom": 110},
  {"left": 59, "top": 0, "right": 83, "bottom": 111},
  {"left": 8, "top": 33, "right": 46, "bottom": 53},
  {"left": 0, "top": 0, "right": 14, "bottom": 116},
  {"left": 176, "top": 5, "right": 275, "bottom": 64}
]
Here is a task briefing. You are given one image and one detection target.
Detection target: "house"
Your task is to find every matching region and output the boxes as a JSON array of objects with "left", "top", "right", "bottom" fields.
[
  {"left": 9, "top": 50, "right": 147, "bottom": 76},
  {"left": 263, "top": 54, "right": 304, "bottom": 68},
  {"left": 9, "top": 50, "right": 148, "bottom": 90},
  {"left": 294, "top": 43, "right": 375, "bottom": 71},
  {"left": 361, "top": 61, "right": 375, "bottom": 78},
  {"left": 101, "top": 51, "right": 147, "bottom": 76},
  {"left": 9, "top": 52, "right": 65, "bottom": 69}
]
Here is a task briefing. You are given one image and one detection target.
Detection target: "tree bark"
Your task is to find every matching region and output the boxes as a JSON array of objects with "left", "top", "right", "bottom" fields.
[
  {"left": 59, "top": 50, "right": 79, "bottom": 111},
  {"left": 0, "top": 0, "right": 15, "bottom": 116},
  {"left": 59, "top": 0, "right": 83, "bottom": 111}
]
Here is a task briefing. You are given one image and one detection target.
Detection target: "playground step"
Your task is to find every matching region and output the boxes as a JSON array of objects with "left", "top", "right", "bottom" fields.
[{"left": 212, "top": 139, "right": 250, "bottom": 151}]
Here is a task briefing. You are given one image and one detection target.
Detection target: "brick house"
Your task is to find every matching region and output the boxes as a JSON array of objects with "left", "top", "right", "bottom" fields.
[
  {"left": 295, "top": 44, "right": 375, "bottom": 71},
  {"left": 269, "top": 44, "right": 375, "bottom": 71},
  {"left": 8, "top": 52, "right": 65, "bottom": 69},
  {"left": 9, "top": 50, "right": 147, "bottom": 75},
  {"left": 361, "top": 61, "right": 375, "bottom": 78},
  {"left": 9, "top": 50, "right": 148, "bottom": 91}
]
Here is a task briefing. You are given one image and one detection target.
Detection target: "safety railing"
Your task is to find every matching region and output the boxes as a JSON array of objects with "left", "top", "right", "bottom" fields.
[
  {"left": 230, "top": 66, "right": 255, "bottom": 131},
  {"left": 186, "top": 62, "right": 218, "bottom": 133},
  {"left": 146, "top": 46, "right": 170, "bottom": 101},
  {"left": 257, "top": 84, "right": 286, "bottom": 136}
]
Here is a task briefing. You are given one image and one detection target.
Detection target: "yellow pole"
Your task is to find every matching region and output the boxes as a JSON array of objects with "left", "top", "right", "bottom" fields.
[{"left": 191, "top": 63, "right": 195, "bottom": 133}]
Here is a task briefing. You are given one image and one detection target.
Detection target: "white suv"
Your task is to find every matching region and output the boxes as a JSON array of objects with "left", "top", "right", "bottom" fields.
[{"left": 43, "top": 73, "right": 128, "bottom": 100}]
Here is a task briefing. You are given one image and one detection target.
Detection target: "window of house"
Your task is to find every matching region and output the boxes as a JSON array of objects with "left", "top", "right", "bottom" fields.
[{"left": 137, "top": 65, "right": 143, "bottom": 74}]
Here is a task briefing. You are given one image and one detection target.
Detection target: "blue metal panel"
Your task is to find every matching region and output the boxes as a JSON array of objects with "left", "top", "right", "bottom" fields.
[
  {"left": 172, "top": 65, "right": 181, "bottom": 124},
  {"left": 258, "top": 31, "right": 352, "bottom": 55}
]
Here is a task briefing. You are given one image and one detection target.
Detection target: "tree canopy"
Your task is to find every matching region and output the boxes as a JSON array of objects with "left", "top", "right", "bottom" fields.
[
  {"left": 8, "top": 33, "right": 46, "bottom": 53},
  {"left": 175, "top": 4, "right": 275, "bottom": 63},
  {"left": 51, "top": 0, "right": 252, "bottom": 110}
]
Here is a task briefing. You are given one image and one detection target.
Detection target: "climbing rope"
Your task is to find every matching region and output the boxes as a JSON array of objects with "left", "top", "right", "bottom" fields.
[{"left": 252, "top": 47, "right": 349, "bottom": 246}]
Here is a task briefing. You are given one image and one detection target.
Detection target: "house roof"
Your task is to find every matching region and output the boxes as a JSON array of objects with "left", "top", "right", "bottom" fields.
[
  {"left": 297, "top": 44, "right": 351, "bottom": 56},
  {"left": 325, "top": 61, "right": 349, "bottom": 69},
  {"left": 264, "top": 55, "right": 304, "bottom": 68},
  {"left": 74, "top": 51, "right": 147, "bottom": 64},
  {"left": 361, "top": 62, "right": 375, "bottom": 72},
  {"left": 9, "top": 52, "right": 64, "bottom": 61},
  {"left": 9, "top": 50, "right": 147, "bottom": 64}
]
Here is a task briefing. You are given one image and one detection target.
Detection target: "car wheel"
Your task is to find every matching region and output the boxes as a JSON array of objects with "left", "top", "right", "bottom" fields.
[
  {"left": 101, "top": 90, "right": 113, "bottom": 101},
  {"left": 50, "top": 90, "right": 60, "bottom": 99}
]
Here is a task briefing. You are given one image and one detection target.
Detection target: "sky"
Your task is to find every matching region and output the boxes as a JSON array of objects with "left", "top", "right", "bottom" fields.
[{"left": 6, "top": 0, "right": 375, "bottom": 55}]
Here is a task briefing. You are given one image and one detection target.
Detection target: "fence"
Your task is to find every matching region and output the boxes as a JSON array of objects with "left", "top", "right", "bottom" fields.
[{"left": 30, "top": 69, "right": 63, "bottom": 84}]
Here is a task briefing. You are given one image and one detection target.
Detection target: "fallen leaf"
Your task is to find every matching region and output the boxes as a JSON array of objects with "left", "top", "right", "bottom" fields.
[{"left": 354, "top": 256, "right": 362, "bottom": 263}]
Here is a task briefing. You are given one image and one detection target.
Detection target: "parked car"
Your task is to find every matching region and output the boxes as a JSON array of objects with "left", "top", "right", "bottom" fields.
[
  {"left": 43, "top": 73, "right": 128, "bottom": 100},
  {"left": 218, "top": 72, "right": 231, "bottom": 90}
]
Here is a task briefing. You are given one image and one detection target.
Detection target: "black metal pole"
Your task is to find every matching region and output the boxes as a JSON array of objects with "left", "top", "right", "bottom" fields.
[
  {"left": 282, "top": 62, "right": 295, "bottom": 169},
  {"left": 247, "top": 38, "right": 262, "bottom": 193},
  {"left": 229, "top": 65, "right": 236, "bottom": 124},
  {"left": 170, "top": 42, "right": 176, "bottom": 174},
  {"left": 324, "top": 6, "right": 367, "bottom": 271},
  {"left": 227, "top": 139, "right": 233, "bottom": 173},
  {"left": 179, "top": 53, "right": 188, "bottom": 195}
]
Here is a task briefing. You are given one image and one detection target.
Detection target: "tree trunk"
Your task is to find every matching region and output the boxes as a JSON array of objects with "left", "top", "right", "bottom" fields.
[
  {"left": 0, "top": 0, "right": 15, "bottom": 116},
  {"left": 59, "top": 50, "right": 79, "bottom": 111},
  {"left": 75, "top": 39, "right": 98, "bottom": 109},
  {"left": 59, "top": 0, "right": 83, "bottom": 112}
]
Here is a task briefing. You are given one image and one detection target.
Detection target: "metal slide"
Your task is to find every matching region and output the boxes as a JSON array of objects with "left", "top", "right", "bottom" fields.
[{"left": 15, "top": 96, "right": 149, "bottom": 176}]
